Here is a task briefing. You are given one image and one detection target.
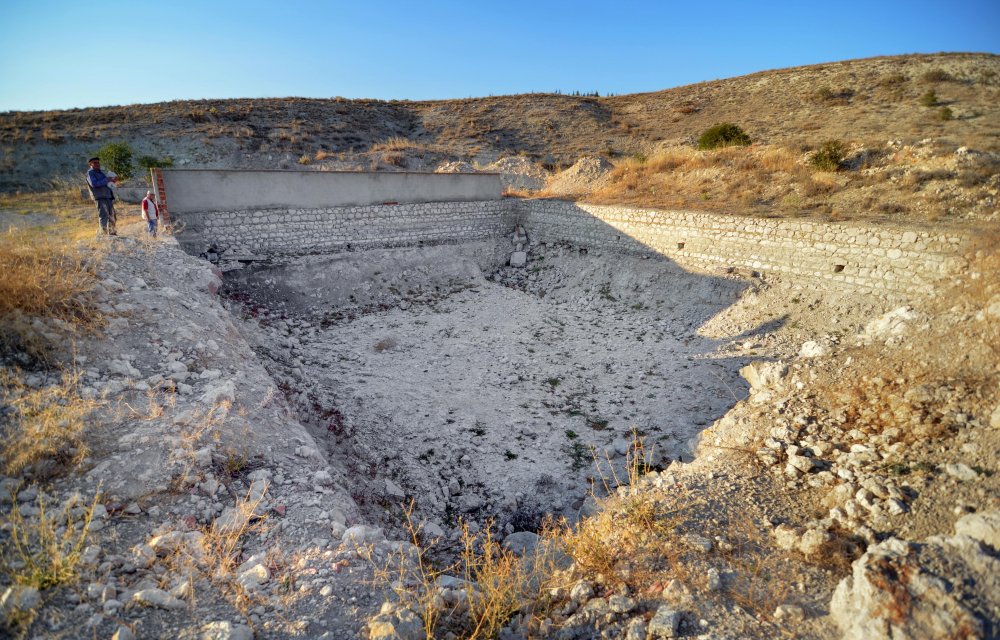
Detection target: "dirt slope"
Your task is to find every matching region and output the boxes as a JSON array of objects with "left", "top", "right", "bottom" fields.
[{"left": 1, "top": 53, "right": 997, "bottom": 191}]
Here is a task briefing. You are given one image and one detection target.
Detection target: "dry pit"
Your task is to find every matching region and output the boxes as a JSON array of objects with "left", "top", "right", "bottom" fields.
[{"left": 219, "top": 239, "right": 794, "bottom": 541}]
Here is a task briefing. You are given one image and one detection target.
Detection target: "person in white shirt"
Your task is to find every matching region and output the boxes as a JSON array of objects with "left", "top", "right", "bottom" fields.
[{"left": 141, "top": 190, "right": 160, "bottom": 237}]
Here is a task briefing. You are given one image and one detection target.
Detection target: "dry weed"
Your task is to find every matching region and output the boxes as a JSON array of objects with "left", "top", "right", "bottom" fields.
[
  {"left": 372, "top": 503, "right": 551, "bottom": 639},
  {"left": 0, "top": 368, "right": 100, "bottom": 476},
  {"left": 0, "top": 491, "right": 98, "bottom": 589},
  {"left": 0, "top": 231, "right": 104, "bottom": 361},
  {"left": 150, "top": 486, "right": 275, "bottom": 625}
]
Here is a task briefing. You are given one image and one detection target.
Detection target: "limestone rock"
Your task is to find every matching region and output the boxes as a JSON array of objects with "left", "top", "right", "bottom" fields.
[
  {"left": 510, "top": 252, "right": 527, "bottom": 268},
  {"left": 112, "top": 627, "right": 136, "bottom": 640},
  {"left": 384, "top": 478, "right": 406, "bottom": 500},
  {"left": 830, "top": 531, "right": 999, "bottom": 640},
  {"left": 420, "top": 520, "right": 446, "bottom": 542},
  {"left": 944, "top": 463, "right": 979, "bottom": 481},
  {"left": 739, "top": 361, "right": 788, "bottom": 391},
  {"left": 201, "top": 621, "right": 254, "bottom": 640},
  {"left": 1, "top": 585, "right": 41, "bottom": 615},
  {"left": 798, "top": 340, "right": 826, "bottom": 358},
  {"left": 502, "top": 531, "right": 540, "bottom": 557},
  {"left": 955, "top": 511, "right": 1000, "bottom": 550},
  {"left": 648, "top": 605, "right": 681, "bottom": 638},
  {"left": 132, "top": 588, "right": 186, "bottom": 610},
  {"left": 368, "top": 603, "right": 423, "bottom": 640},
  {"left": 774, "top": 604, "right": 805, "bottom": 624}
]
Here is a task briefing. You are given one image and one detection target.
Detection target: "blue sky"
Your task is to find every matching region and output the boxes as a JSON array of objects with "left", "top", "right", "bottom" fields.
[{"left": 0, "top": 0, "right": 997, "bottom": 112}]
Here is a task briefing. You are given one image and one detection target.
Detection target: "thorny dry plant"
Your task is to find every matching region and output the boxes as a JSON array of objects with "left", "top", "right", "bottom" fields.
[
  {"left": 0, "top": 368, "right": 101, "bottom": 477},
  {"left": 368, "top": 502, "right": 556, "bottom": 639},
  {"left": 0, "top": 491, "right": 100, "bottom": 637}
]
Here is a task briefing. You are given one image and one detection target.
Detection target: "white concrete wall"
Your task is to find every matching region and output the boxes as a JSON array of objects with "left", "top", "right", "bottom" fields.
[{"left": 161, "top": 169, "right": 502, "bottom": 213}]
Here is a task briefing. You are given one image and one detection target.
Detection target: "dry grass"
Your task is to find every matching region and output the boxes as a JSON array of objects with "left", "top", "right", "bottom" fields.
[
  {"left": 0, "top": 369, "right": 100, "bottom": 477},
  {"left": 0, "top": 491, "right": 98, "bottom": 636},
  {"left": 539, "top": 434, "right": 808, "bottom": 626},
  {"left": 0, "top": 492, "right": 98, "bottom": 590},
  {"left": 816, "top": 236, "right": 1000, "bottom": 443},
  {"left": 584, "top": 140, "right": 998, "bottom": 223},
  {"left": 371, "top": 504, "right": 552, "bottom": 639},
  {"left": 0, "top": 187, "right": 106, "bottom": 363},
  {"left": 147, "top": 487, "right": 277, "bottom": 626}
]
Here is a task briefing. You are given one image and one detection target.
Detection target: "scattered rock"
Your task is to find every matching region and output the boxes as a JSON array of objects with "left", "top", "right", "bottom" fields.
[
  {"left": 368, "top": 602, "right": 423, "bottom": 640},
  {"left": 132, "top": 588, "right": 186, "bottom": 610},
  {"left": 648, "top": 605, "right": 681, "bottom": 638},
  {"left": 944, "top": 463, "right": 979, "bottom": 481},
  {"left": 201, "top": 621, "right": 255, "bottom": 640}
]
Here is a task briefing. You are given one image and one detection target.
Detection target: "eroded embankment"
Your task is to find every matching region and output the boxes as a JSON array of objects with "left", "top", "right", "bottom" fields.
[{"left": 219, "top": 235, "right": 884, "bottom": 544}]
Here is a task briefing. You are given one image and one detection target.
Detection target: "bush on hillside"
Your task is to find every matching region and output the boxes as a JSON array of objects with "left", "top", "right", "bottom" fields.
[
  {"left": 96, "top": 142, "right": 133, "bottom": 182},
  {"left": 920, "top": 90, "right": 939, "bottom": 107},
  {"left": 136, "top": 155, "right": 174, "bottom": 170},
  {"left": 810, "top": 140, "right": 848, "bottom": 172},
  {"left": 697, "top": 123, "right": 751, "bottom": 150},
  {"left": 136, "top": 155, "right": 173, "bottom": 182},
  {"left": 921, "top": 69, "right": 952, "bottom": 83}
]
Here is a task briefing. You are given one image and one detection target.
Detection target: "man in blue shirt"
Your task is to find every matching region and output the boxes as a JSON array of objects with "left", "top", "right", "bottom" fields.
[{"left": 86, "top": 156, "right": 118, "bottom": 235}]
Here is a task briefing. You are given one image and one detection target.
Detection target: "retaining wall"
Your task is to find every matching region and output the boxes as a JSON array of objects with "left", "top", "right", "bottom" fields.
[
  {"left": 520, "top": 200, "right": 969, "bottom": 295},
  {"left": 175, "top": 200, "right": 518, "bottom": 257},
  {"left": 163, "top": 168, "right": 970, "bottom": 296}
]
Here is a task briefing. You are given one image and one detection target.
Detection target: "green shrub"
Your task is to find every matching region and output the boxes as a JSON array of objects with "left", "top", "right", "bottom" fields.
[
  {"left": 921, "top": 69, "right": 952, "bottom": 83},
  {"left": 938, "top": 106, "right": 954, "bottom": 121},
  {"left": 810, "top": 140, "right": 847, "bottom": 172},
  {"left": 920, "top": 90, "right": 938, "bottom": 107},
  {"left": 136, "top": 155, "right": 173, "bottom": 170},
  {"left": 697, "top": 123, "right": 751, "bottom": 150},
  {"left": 96, "top": 142, "right": 133, "bottom": 181}
]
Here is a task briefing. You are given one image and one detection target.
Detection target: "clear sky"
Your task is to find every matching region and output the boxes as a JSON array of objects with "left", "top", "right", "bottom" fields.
[{"left": 0, "top": 0, "right": 997, "bottom": 112}]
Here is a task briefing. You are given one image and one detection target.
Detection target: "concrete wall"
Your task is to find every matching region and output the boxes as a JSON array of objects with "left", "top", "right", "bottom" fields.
[
  {"left": 176, "top": 200, "right": 518, "bottom": 258},
  {"left": 520, "top": 200, "right": 970, "bottom": 296},
  {"left": 161, "top": 169, "right": 502, "bottom": 214}
]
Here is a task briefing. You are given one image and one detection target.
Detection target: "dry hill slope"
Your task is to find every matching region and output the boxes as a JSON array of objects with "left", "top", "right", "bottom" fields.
[{"left": 1, "top": 52, "right": 997, "bottom": 191}]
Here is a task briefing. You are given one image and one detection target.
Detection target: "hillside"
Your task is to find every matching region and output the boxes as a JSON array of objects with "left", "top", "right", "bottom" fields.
[
  {"left": 1, "top": 52, "right": 999, "bottom": 640},
  {"left": 2, "top": 52, "right": 998, "bottom": 198}
]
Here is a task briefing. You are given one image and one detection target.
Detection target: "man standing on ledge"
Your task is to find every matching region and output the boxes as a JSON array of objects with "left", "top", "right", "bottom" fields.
[{"left": 86, "top": 156, "right": 118, "bottom": 235}]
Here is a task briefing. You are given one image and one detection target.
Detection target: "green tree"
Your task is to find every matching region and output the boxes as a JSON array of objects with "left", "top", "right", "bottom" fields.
[{"left": 96, "top": 142, "right": 134, "bottom": 181}]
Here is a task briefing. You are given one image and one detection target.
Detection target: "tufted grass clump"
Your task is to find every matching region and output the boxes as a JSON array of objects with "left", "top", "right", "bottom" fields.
[
  {"left": 0, "top": 230, "right": 104, "bottom": 364},
  {"left": 0, "top": 492, "right": 99, "bottom": 591},
  {"left": 810, "top": 140, "right": 848, "bottom": 172},
  {"left": 0, "top": 369, "right": 100, "bottom": 477},
  {"left": 697, "top": 123, "right": 752, "bottom": 150},
  {"left": 371, "top": 504, "right": 554, "bottom": 639}
]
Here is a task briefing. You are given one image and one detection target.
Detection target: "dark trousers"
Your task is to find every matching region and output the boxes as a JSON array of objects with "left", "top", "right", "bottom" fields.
[{"left": 97, "top": 199, "right": 116, "bottom": 234}]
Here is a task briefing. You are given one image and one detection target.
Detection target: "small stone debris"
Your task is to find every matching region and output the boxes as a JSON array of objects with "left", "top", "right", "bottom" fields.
[
  {"left": 132, "top": 588, "right": 186, "bottom": 610},
  {"left": 648, "top": 606, "right": 682, "bottom": 638}
]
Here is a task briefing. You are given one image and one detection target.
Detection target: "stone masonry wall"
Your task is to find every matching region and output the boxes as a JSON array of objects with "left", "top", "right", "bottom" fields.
[
  {"left": 174, "top": 199, "right": 518, "bottom": 257},
  {"left": 172, "top": 195, "right": 970, "bottom": 297},
  {"left": 518, "top": 200, "right": 970, "bottom": 296}
]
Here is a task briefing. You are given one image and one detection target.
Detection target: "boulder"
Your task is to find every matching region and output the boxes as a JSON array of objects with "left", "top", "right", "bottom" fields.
[
  {"left": 739, "top": 361, "right": 788, "bottom": 391},
  {"left": 830, "top": 528, "right": 1000, "bottom": 639}
]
